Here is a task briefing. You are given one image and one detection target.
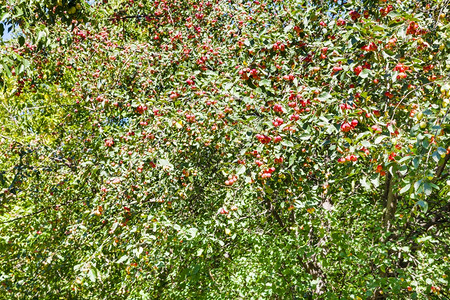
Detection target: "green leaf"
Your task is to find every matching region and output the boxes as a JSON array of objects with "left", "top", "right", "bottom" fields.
[
  {"left": 414, "top": 180, "right": 422, "bottom": 193},
  {"left": 289, "top": 154, "right": 296, "bottom": 167},
  {"left": 117, "top": 255, "right": 129, "bottom": 264},
  {"left": 432, "top": 151, "right": 441, "bottom": 163},
  {"left": 223, "top": 82, "right": 233, "bottom": 91},
  {"left": 203, "top": 70, "right": 217, "bottom": 76},
  {"left": 186, "top": 228, "right": 198, "bottom": 240},
  {"left": 387, "top": 11, "right": 402, "bottom": 18},
  {"left": 437, "top": 147, "right": 447, "bottom": 155},
  {"left": 360, "top": 177, "right": 371, "bottom": 190},
  {"left": 236, "top": 165, "right": 246, "bottom": 175},
  {"left": 398, "top": 165, "right": 408, "bottom": 176},
  {"left": 359, "top": 68, "right": 371, "bottom": 78},
  {"left": 375, "top": 135, "right": 388, "bottom": 144},
  {"left": 361, "top": 140, "right": 371, "bottom": 148},
  {"left": 158, "top": 159, "right": 173, "bottom": 169},
  {"left": 88, "top": 268, "right": 97, "bottom": 283},
  {"left": 260, "top": 79, "right": 271, "bottom": 87},
  {"left": 281, "top": 140, "right": 293, "bottom": 147},
  {"left": 37, "top": 30, "right": 47, "bottom": 43},
  {"left": 423, "top": 182, "right": 432, "bottom": 196},
  {"left": 412, "top": 157, "right": 420, "bottom": 169},
  {"left": 399, "top": 183, "right": 410, "bottom": 194},
  {"left": 300, "top": 135, "right": 311, "bottom": 140},
  {"left": 417, "top": 200, "right": 428, "bottom": 212},
  {"left": 18, "top": 35, "right": 25, "bottom": 46},
  {"left": 284, "top": 23, "right": 293, "bottom": 33},
  {"left": 317, "top": 92, "right": 332, "bottom": 101},
  {"left": 135, "top": 246, "right": 143, "bottom": 258},
  {"left": 371, "top": 176, "right": 380, "bottom": 188},
  {"left": 398, "top": 156, "right": 412, "bottom": 164}
]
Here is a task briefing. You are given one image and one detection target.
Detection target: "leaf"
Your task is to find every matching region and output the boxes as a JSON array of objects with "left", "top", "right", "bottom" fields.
[
  {"left": 158, "top": 159, "right": 173, "bottom": 168},
  {"left": 88, "top": 268, "right": 97, "bottom": 283},
  {"left": 372, "top": 25, "right": 385, "bottom": 32},
  {"left": 412, "top": 157, "right": 420, "bottom": 169},
  {"left": 417, "top": 200, "right": 428, "bottom": 213},
  {"left": 281, "top": 140, "right": 293, "bottom": 147},
  {"left": 260, "top": 79, "right": 271, "bottom": 87},
  {"left": 391, "top": 71, "right": 398, "bottom": 82},
  {"left": 117, "top": 255, "right": 129, "bottom": 264},
  {"left": 399, "top": 183, "right": 410, "bottom": 194},
  {"left": 414, "top": 180, "right": 422, "bottom": 193},
  {"left": 300, "top": 135, "right": 311, "bottom": 140},
  {"left": 437, "top": 147, "right": 447, "bottom": 155},
  {"left": 388, "top": 11, "right": 401, "bottom": 18},
  {"left": 236, "top": 165, "right": 246, "bottom": 175},
  {"left": 175, "top": 120, "right": 183, "bottom": 129},
  {"left": 397, "top": 156, "right": 412, "bottom": 164},
  {"left": 398, "top": 165, "right": 408, "bottom": 176},
  {"left": 423, "top": 182, "right": 432, "bottom": 196},
  {"left": 375, "top": 135, "right": 387, "bottom": 144},
  {"left": 371, "top": 176, "right": 380, "bottom": 188},
  {"left": 317, "top": 92, "right": 331, "bottom": 101},
  {"left": 284, "top": 23, "right": 293, "bottom": 33},
  {"left": 361, "top": 140, "right": 371, "bottom": 148},
  {"left": 359, "top": 69, "right": 371, "bottom": 78},
  {"left": 203, "top": 70, "right": 217, "bottom": 76},
  {"left": 37, "top": 30, "right": 47, "bottom": 43},
  {"left": 136, "top": 247, "right": 143, "bottom": 258},
  {"left": 360, "top": 177, "right": 371, "bottom": 190},
  {"left": 186, "top": 228, "right": 198, "bottom": 240},
  {"left": 417, "top": 235, "right": 432, "bottom": 243},
  {"left": 289, "top": 154, "right": 296, "bottom": 167},
  {"left": 223, "top": 82, "right": 233, "bottom": 91},
  {"left": 432, "top": 151, "right": 441, "bottom": 163},
  {"left": 18, "top": 35, "right": 25, "bottom": 46}
]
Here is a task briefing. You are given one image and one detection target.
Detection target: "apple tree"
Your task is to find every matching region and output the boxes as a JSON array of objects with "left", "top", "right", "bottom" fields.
[{"left": 0, "top": 0, "right": 449, "bottom": 298}]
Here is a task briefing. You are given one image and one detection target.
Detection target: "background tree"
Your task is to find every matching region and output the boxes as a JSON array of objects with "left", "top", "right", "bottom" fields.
[{"left": 1, "top": 0, "right": 449, "bottom": 298}]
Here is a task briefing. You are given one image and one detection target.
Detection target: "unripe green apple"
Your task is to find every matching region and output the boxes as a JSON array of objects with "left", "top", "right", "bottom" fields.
[
  {"left": 68, "top": 6, "right": 76, "bottom": 14},
  {"left": 416, "top": 112, "right": 423, "bottom": 120},
  {"left": 420, "top": 121, "right": 427, "bottom": 129}
]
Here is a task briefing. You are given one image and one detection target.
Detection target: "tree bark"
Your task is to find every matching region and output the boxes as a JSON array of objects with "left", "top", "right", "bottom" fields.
[
  {"left": 433, "top": 151, "right": 450, "bottom": 182},
  {"left": 264, "top": 196, "right": 327, "bottom": 296}
]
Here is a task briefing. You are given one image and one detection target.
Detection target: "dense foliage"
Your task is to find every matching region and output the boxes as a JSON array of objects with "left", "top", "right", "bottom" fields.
[{"left": 1, "top": 0, "right": 449, "bottom": 298}]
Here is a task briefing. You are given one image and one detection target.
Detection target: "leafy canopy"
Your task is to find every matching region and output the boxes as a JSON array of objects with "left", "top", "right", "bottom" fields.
[{"left": 0, "top": 0, "right": 449, "bottom": 298}]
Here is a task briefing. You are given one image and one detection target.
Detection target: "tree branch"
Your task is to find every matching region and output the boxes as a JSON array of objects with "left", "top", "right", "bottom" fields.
[{"left": 433, "top": 151, "right": 450, "bottom": 182}]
